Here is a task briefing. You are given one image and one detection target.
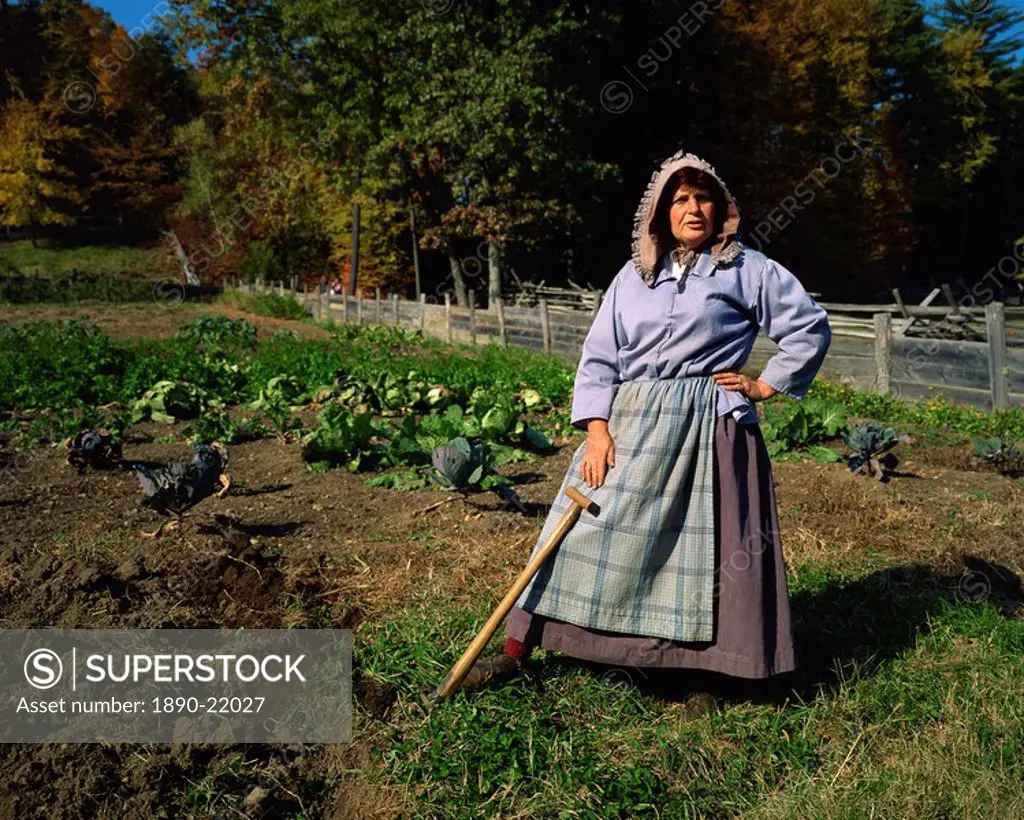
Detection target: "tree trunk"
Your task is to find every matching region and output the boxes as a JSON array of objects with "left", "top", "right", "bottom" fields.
[
  {"left": 487, "top": 239, "right": 503, "bottom": 308},
  {"left": 349, "top": 202, "right": 360, "bottom": 296},
  {"left": 410, "top": 205, "right": 421, "bottom": 300},
  {"left": 162, "top": 229, "right": 199, "bottom": 285},
  {"left": 446, "top": 235, "right": 468, "bottom": 306}
]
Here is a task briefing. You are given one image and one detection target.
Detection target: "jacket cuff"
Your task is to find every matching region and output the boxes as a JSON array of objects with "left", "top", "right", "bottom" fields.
[
  {"left": 570, "top": 384, "right": 619, "bottom": 431},
  {"left": 756, "top": 365, "right": 807, "bottom": 400}
]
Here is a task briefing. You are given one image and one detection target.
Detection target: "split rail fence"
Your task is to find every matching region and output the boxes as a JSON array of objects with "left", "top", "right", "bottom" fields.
[{"left": 235, "top": 277, "right": 1024, "bottom": 412}]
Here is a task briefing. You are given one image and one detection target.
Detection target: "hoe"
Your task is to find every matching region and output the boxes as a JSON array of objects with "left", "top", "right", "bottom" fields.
[{"left": 428, "top": 484, "right": 599, "bottom": 703}]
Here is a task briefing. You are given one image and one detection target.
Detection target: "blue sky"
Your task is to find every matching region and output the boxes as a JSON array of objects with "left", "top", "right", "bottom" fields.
[
  {"left": 93, "top": 0, "right": 1024, "bottom": 63},
  {"left": 92, "top": 0, "right": 169, "bottom": 36}
]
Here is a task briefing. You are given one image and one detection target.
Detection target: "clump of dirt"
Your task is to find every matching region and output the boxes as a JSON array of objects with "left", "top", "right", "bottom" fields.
[
  {"left": 178, "top": 534, "right": 290, "bottom": 627},
  {"left": 354, "top": 670, "right": 399, "bottom": 721}
]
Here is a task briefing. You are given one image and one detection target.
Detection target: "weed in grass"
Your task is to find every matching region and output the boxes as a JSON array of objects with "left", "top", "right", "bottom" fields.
[
  {"left": 409, "top": 533, "right": 449, "bottom": 552},
  {"left": 53, "top": 527, "right": 136, "bottom": 563},
  {"left": 939, "top": 505, "right": 967, "bottom": 537},
  {"left": 216, "top": 290, "right": 310, "bottom": 320}
]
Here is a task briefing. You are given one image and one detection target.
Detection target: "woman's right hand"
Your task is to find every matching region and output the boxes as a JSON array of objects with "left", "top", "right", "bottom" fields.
[{"left": 581, "top": 428, "right": 616, "bottom": 489}]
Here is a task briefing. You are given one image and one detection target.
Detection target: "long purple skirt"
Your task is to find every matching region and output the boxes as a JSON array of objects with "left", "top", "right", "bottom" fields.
[{"left": 506, "top": 413, "right": 795, "bottom": 679}]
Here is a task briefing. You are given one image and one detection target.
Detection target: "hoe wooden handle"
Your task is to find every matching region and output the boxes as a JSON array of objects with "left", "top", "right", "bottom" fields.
[{"left": 432, "top": 484, "right": 598, "bottom": 700}]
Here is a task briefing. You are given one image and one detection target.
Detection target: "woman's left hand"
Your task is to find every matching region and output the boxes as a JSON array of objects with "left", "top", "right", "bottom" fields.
[{"left": 712, "top": 371, "right": 777, "bottom": 402}]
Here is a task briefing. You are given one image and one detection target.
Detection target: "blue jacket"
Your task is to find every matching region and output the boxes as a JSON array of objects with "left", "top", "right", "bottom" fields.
[{"left": 569, "top": 245, "right": 832, "bottom": 430}]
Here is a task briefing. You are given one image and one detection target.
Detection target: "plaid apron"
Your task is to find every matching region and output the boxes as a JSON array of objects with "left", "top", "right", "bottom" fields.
[{"left": 516, "top": 375, "right": 718, "bottom": 642}]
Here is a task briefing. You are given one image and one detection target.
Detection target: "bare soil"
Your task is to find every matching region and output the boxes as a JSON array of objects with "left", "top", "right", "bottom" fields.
[
  {"left": 0, "top": 413, "right": 574, "bottom": 818},
  {"left": 0, "top": 302, "right": 332, "bottom": 342}
]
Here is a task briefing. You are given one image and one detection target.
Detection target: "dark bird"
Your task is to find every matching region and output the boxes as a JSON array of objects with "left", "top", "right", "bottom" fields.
[
  {"left": 64, "top": 429, "right": 122, "bottom": 471},
  {"left": 127, "top": 442, "right": 231, "bottom": 537}
]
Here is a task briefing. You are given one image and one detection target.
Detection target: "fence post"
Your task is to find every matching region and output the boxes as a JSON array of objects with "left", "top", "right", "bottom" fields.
[
  {"left": 278, "top": 280, "right": 285, "bottom": 296},
  {"left": 986, "top": 301, "right": 1009, "bottom": 410},
  {"left": 419, "top": 293, "right": 427, "bottom": 333},
  {"left": 257, "top": 277, "right": 264, "bottom": 292},
  {"left": 540, "top": 298, "right": 551, "bottom": 354},
  {"left": 319, "top": 289, "right": 328, "bottom": 322},
  {"left": 495, "top": 295, "right": 507, "bottom": 347},
  {"left": 873, "top": 312, "right": 892, "bottom": 396},
  {"left": 375, "top": 287, "right": 382, "bottom": 324},
  {"left": 469, "top": 289, "right": 477, "bottom": 345},
  {"left": 445, "top": 292, "right": 453, "bottom": 344},
  {"left": 356, "top": 291, "right": 363, "bottom": 325},
  {"left": 291, "top": 275, "right": 297, "bottom": 293},
  {"left": 392, "top": 293, "right": 399, "bottom": 326},
  {"left": 591, "top": 289, "right": 604, "bottom": 319}
]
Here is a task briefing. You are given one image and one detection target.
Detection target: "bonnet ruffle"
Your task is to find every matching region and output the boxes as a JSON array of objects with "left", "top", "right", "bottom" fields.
[{"left": 630, "top": 151, "right": 743, "bottom": 287}]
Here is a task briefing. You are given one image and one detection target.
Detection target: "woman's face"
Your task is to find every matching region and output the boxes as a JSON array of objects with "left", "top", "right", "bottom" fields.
[{"left": 668, "top": 182, "right": 716, "bottom": 249}]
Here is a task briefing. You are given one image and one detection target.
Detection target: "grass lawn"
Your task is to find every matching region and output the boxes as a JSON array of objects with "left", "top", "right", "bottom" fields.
[{"left": 0, "top": 239, "right": 173, "bottom": 278}]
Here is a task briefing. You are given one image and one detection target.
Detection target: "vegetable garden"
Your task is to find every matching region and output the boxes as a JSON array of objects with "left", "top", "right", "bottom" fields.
[{"left": 1, "top": 303, "right": 1022, "bottom": 818}]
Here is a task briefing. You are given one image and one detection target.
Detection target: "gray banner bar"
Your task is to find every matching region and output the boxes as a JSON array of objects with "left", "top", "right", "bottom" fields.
[{"left": 0, "top": 629, "right": 352, "bottom": 743}]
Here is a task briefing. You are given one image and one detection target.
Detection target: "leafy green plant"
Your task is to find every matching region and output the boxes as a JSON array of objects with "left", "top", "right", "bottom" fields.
[
  {"left": 421, "top": 404, "right": 480, "bottom": 446},
  {"left": 175, "top": 316, "right": 257, "bottom": 348},
  {"left": 300, "top": 403, "right": 386, "bottom": 472},
  {"left": 518, "top": 388, "right": 551, "bottom": 412},
  {"left": 972, "top": 437, "right": 1024, "bottom": 477},
  {"left": 364, "top": 470, "right": 432, "bottom": 491},
  {"left": 246, "top": 292, "right": 309, "bottom": 320},
  {"left": 842, "top": 422, "right": 907, "bottom": 480},
  {"left": 248, "top": 375, "right": 307, "bottom": 411},
  {"left": 181, "top": 411, "right": 268, "bottom": 445},
  {"left": 0, "top": 318, "right": 130, "bottom": 410},
  {"left": 253, "top": 391, "right": 304, "bottom": 442},
  {"left": 189, "top": 349, "right": 247, "bottom": 397},
  {"left": 807, "top": 379, "right": 1024, "bottom": 443},
  {"left": 760, "top": 396, "right": 847, "bottom": 462},
  {"left": 131, "top": 380, "right": 209, "bottom": 424},
  {"left": 25, "top": 405, "right": 105, "bottom": 446},
  {"left": 334, "top": 369, "right": 459, "bottom": 416}
]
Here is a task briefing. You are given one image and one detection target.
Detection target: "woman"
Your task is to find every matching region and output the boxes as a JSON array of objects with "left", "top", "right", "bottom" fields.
[{"left": 460, "top": 151, "right": 831, "bottom": 692}]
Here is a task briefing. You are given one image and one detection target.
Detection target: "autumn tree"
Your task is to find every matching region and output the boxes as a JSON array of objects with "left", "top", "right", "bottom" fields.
[
  {"left": 0, "top": 0, "right": 195, "bottom": 238},
  {"left": 0, "top": 98, "right": 85, "bottom": 241}
]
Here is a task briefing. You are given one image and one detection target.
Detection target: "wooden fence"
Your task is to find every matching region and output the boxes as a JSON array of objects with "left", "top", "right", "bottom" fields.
[{"left": 236, "top": 277, "right": 1024, "bottom": 412}]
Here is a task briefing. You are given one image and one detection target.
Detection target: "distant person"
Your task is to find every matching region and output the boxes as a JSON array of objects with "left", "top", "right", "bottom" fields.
[
  {"left": 318, "top": 276, "right": 328, "bottom": 294},
  {"left": 458, "top": 151, "right": 832, "bottom": 697},
  {"left": 331, "top": 279, "right": 343, "bottom": 295}
]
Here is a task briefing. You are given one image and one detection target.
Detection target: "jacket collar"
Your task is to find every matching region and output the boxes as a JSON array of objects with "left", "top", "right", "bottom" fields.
[{"left": 654, "top": 248, "right": 716, "bottom": 285}]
